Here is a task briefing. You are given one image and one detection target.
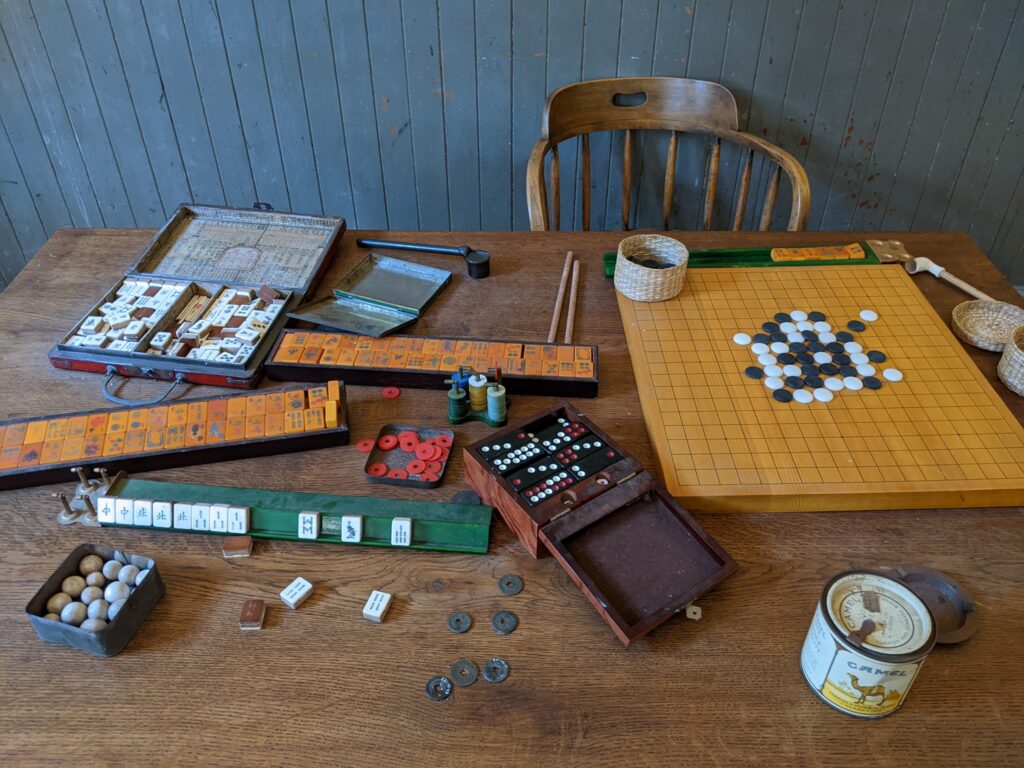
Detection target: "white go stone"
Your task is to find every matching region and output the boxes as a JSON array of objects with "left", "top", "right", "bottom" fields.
[
  {"left": 43, "top": 613, "right": 60, "bottom": 622},
  {"left": 786, "top": 332, "right": 804, "bottom": 343},
  {"left": 793, "top": 389, "right": 813, "bottom": 404},
  {"left": 860, "top": 309, "right": 879, "bottom": 322},
  {"left": 733, "top": 332, "right": 752, "bottom": 346},
  {"left": 844, "top": 341, "right": 863, "bottom": 353},
  {"left": 780, "top": 322, "right": 797, "bottom": 333},
  {"left": 118, "top": 565, "right": 141, "bottom": 585},
  {"left": 796, "top": 321, "right": 813, "bottom": 332},
  {"left": 135, "top": 569, "right": 150, "bottom": 586},
  {"left": 102, "top": 560, "right": 122, "bottom": 580},
  {"left": 791, "top": 310, "right": 808, "bottom": 321},
  {"left": 79, "top": 555, "right": 104, "bottom": 576},
  {"left": 46, "top": 592, "right": 72, "bottom": 615},
  {"left": 61, "top": 575, "right": 86, "bottom": 599},
  {"left": 819, "top": 332, "right": 837, "bottom": 343},
  {"left": 770, "top": 342, "right": 789, "bottom": 354},
  {"left": 813, "top": 351, "right": 831, "bottom": 364},
  {"left": 87, "top": 599, "right": 109, "bottom": 621},
  {"left": 104, "top": 581, "right": 131, "bottom": 603},
  {"left": 60, "top": 601, "right": 87, "bottom": 626},
  {"left": 883, "top": 368, "right": 904, "bottom": 382},
  {"left": 108, "top": 598, "right": 128, "bottom": 622},
  {"left": 80, "top": 586, "right": 104, "bottom": 605},
  {"left": 856, "top": 364, "right": 875, "bottom": 377},
  {"left": 751, "top": 342, "right": 770, "bottom": 355},
  {"left": 85, "top": 572, "right": 105, "bottom": 588},
  {"left": 764, "top": 365, "right": 784, "bottom": 378},
  {"left": 850, "top": 352, "right": 869, "bottom": 365},
  {"left": 758, "top": 353, "right": 777, "bottom": 366},
  {"left": 80, "top": 618, "right": 107, "bottom": 632},
  {"left": 844, "top": 376, "right": 864, "bottom": 391},
  {"left": 813, "top": 321, "right": 831, "bottom": 333},
  {"left": 764, "top": 377, "right": 785, "bottom": 391},
  {"left": 813, "top": 388, "right": 834, "bottom": 403},
  {"left": 783, "top": 364, "right": 801, "bottom": 377},
  {"left": 824, "top": 377, "right": 845, "bottom": 392}
]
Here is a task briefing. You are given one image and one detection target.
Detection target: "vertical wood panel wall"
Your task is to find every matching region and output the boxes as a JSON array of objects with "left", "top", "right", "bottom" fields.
[{"left": 0, "top": 0, "right": 1021, "bottom": 289}]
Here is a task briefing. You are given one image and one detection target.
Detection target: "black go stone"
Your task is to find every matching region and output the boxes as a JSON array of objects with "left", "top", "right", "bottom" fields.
[
  {"left": 808, "top": 311, "right": 826, "bottom": 322},
  {"left": 773, "top": 389, "right": 793, "bottom": 403},
  {"left": 863, "top": 376, "right": 883, "bottom": 390},
  {"left": 820, "top": 363, "right": 839, "bottom": 375},
  {"left": 801, "top": 330, "right": 818, "bottom": 341},
  {"left": 833, "top": 353, "right": 851, "bottom": 365},
  {"left": 805, "top": 375, "right": 824, "bottom": 389},
  {"left": 796, "top": 352, "right": 814, "bottom": 364},
  {"left": 745, "top": 366, "right": 764, "bottom": 380},
  {"left": 774, "top": 312, "right": 792, "bottom": 323},
  {"left": 826, "top": 342, "right": 844, "bottom": 354},
  {"left": 847, "top": 320, "right": 866, "bottom": 332},
  {"left": 785, "top": 376, "right": 805, "bottom": 389},
  {"left": 763, "top": 321, "right": 780, "bottom": 333},
  {"left": 867, "top": 350, "right": 886, "bottom": 363},
  {"left": 839, "top": 365, "right": 857, "bottom": 377},
  {"left": 753, "top": 333, "right": 771, "bottom": 344},
  {"left": 801, "top": 363, "right": 819, "bottom": 376},
  {"left": 777, "top": 353, "right": 797, "bottom": 365},
  {"left": 808, "top": 341, "right": 826, "bottom": 352},
  {"left": 836, "top": 331, "right": 854, "bottom": 343},
  {"left": 789, "top": 342, "right": 806, "bottom": 353},
  {"left": 771, "top": 332, "right": 787, "bottom": 342}
]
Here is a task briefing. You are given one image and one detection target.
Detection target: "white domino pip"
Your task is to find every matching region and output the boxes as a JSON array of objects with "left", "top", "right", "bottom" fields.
[
  {"left": 297, "top": 511, "right": 320, "bottom": 540},
  {"left": 340, "top": 515, "right": 362, "bottom": 543},
  {"left": 362, "top": 590, "right": 392, "bottom": 623},
  {"left": 390, "top": 517, "right": 412, "bottom": 547},
  {"left": 280, "top": 577, "right": 313, "bottom": 609}
]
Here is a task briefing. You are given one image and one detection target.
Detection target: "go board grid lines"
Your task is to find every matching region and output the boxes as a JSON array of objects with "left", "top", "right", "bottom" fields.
[{"left": 618, "top": 264, "right": 1024, "bottom": 512}]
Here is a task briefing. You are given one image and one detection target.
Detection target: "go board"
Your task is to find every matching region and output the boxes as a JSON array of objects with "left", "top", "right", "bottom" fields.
[
  {"left": 265, "top": 330, "right": 599, "bottom": 396},
  {"left": 0, "top": 382, "right": 348, "bottom": 490},
  {"left": 616, "top": 264, "right": 1024, "bottom": 512}
]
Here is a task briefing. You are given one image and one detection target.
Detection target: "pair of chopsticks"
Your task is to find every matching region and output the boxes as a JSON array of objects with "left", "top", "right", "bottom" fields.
[{"left": 547, "top": 251, "right": 581, "bottom": 344}]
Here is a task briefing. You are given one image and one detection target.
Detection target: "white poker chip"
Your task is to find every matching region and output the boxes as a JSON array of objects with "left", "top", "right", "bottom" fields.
[
  {"left": 758, "top": 353, "right": 777, "bottom": 366},
  {"left": 813, "top": 321, "right": 831, "bottom": 333},
  {"left": 770, "top": 342, "right": 789, "bottom": 354},
  {"left": 780, "top": 322, "right": 797, "bottom": 333},
  {"left": 793, "top": 389, "right": 813, "bottom": 404},
  {"left": 782, "top": 364, "right": 801, "bottom": 377},
  {"left": 813, "top": 388, "right": 834, "bottom": 403},
  {"left": 824, "top": 377, "right": 845, "bottom": 392},
  {"left": 860, "top": 309, "right": 879, "bottom": 322},
  {"left": 813, "top": 351, "right": 831, "bottom": 364},
  {"left": 751, "top": 342, "right": 770, "bottom": 355},
  {"left": 844, "top": 376, "right": 864, "bottom": 391},
  {"left": 764, "top": 365, "right": 784, "bottom": 378},
  {"left": 791, "top": 310, "right": 808, "bottom": 321},
  {"left": 734, "top": 332, "right": 752, "bottom": 346},
  {"left": 856, "top": 364, "right": 875, "bottom": 377},
  {"left": 764, "top": 377, "right": 784, "bottom": 390},
  {"left": 883, "top": 368, "right": 904, "bottom": 382}
]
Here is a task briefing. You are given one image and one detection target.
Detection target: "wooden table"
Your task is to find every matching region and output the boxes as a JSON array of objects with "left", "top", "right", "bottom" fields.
[{"left": 1, "top": 230, "right": 1021, "bottom": 767}]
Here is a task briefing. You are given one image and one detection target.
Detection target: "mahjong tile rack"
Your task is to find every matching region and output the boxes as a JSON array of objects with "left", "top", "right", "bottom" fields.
[
  {"left": 266, "top": 330, "right": 599, "bottom": 397},
  {"left": 48, "top": 204, "right": 345, "bottom": 390},
  {"left": 616, "top": 263, "right": 1024, "bottom": 513},
  {"left": 82, "top": 475, "right": 491, "bottom": 554},
  {"left": 0, "top": 382, "right": 348, "bottom": 490},
  {"left": 463, "top": 402, "right": 736, "bottom": 646}
]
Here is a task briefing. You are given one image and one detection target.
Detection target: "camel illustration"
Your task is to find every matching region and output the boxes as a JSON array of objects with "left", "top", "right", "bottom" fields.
[{"left": 848, "top": 674, "right": 887, "bottom": 705}]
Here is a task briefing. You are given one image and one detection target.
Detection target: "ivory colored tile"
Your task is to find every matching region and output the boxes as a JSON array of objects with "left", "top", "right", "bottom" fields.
[
  {"left": 210, "top": 504, "right": 229, "bottom": 533},
  {"left": 362, "top": 590, "right": 392, "bottom": 623},
  {"left": 280, "top": 576, "right": 313, "bottom": 609},
  {"left": 96, "top": 496, "right": 116, "bottom": 524},
  {"left": 173, "top": 503, "right": 192, "bottom": 530},
  {"left": 190, "top": 503, "right": 211, "bottom": 531},
  {"left": 227, "top": 506, "right": 250, "bottom": 534},
  {"left": 114, "top": 498, "right": 134, "bottom": 526},
  {"left": 297, "top": 511, "right": 320, "bottom": 540},
  {"left": 340, "top": 515, "right": 362, "bottom": 543},
  {"left": 390, "top": 517, "right": 412, "bottom": 547},
  {"left": 153, "top": 501, "right": 172, "bottom": 528},
  {"left": 133, "top": 499, "right": 153, "bottom": 526}
]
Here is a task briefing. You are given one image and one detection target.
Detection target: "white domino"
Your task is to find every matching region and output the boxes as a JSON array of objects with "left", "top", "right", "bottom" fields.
[
  {"left": 390, "top": 517, "right": 412, "bottom": 547},
  {"left": 340, "top": 515, "right": 362, "bottom": 543},
  {"left": 153, "top": 501, "right": 172, "bottom": 528},
  {"left": 227, "top": 506, "right": 250, "bottom": 534},
  {"left": 280, "top": 577, "right": 313, "bottom": 609},
  {"left": 298, "top": 511, "right": 320, "bottom": 540},
  {"left": 173, "top": 503, "right": 192, "bottom": 530},
  {"left": 96, "top": 496, "right": 116, "bottom": 524},
  {"left": 190, "top": 503, "right": 210, "bottom": 532},
  {"left": 133, "top": 499, "right": 153, "bottom": 527},
  {"left": 114, "top": 498, "right": 134, "bottom": 526},
  {"left": 209, "top": 504, "right": 229, "bottom": 533},
  {"left": 362, "top": 590, "right": 392, "bottom": 623}
]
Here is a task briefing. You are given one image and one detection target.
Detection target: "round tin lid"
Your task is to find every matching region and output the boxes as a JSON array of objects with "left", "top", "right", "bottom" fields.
[
  {"left": 825, "top": 571, "right": 935, "bottom": 658},
  {"left": 882, "top": 565, "right": 979, "bottom": 645}
]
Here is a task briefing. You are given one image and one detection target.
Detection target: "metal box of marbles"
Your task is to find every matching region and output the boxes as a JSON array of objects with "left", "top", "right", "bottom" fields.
[
  {"left": 48, "top": 204, "right": 345, "bottom": 389},
  {"left": 26, "top": 544, "right": 165, "bottom": 657}
]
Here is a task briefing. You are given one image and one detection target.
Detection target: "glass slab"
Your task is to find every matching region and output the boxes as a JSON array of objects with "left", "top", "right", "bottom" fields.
[{"left": 333, "top": 254, "right": 451, "bottom": 315}]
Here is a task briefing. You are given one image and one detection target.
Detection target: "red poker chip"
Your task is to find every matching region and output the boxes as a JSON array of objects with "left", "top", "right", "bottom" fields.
[
  {"left": 367, "top": 463, "right": 388, "bottom": 477},
  {"left": 387, "top": 468, "right": 409, "bottom": 479},
  {"left": 381, "top": 386, "right": 401, "bottom": 399},
  {"left": 436, "top": 447, "right": 450, "bottom": 462},
  {"left": 407, "top": 459, "right": 427, "bottom": 474},
  {"left": 415, "top": 442, "right": 436, "bottom": 460},
  {"left": 356, "top": 439, "right": 375, "bottom": 453},
  {"left": 397, "top": 430, "right": 419, "bottom": 444},
  {"left": 426, "top": 460, "right": 443, "bottom": 474},
  {"left": 378, "top": 434, "right": 399, "bottom": 450},
  {"left": 419, "top": 472, "right": 440, "bottom": 483},
  {"left": 399, "top": 439, "right": 419, "bottom": 453},
  {"left": 434, "top": 434, "right": 453, "bottom": 447}
]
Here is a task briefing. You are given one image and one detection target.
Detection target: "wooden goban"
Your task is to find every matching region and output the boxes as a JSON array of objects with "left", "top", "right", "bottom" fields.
[{"left": 616, "top": 263, "right": 1024, "bottom": 512}]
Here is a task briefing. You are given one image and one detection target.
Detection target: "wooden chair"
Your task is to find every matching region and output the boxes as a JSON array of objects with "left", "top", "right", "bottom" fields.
[{"left": 526, "top": 77, "right": 810, "bottom": 232}]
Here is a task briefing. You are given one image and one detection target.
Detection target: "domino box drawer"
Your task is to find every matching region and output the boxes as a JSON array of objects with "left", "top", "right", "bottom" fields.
[{"left": 48, "top": 204, "right": 346, "bottom": 389}]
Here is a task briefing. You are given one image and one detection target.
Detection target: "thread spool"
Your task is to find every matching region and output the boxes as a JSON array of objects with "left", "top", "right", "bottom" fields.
[
  {"left": 486, "top": 385, "right": 507, "bottom": 423},
  {"left": 448, "top": 386, "right": 469, "bottom": 421},
  {"left": 468, "top": 374, "right": 489, "bottom": 412}
]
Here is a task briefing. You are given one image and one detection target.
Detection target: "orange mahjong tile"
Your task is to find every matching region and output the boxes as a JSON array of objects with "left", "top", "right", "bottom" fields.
[
  {"left": 407, "top": 355, "right": 425, "bottom": 369},
  {"left": 303, "top": 407, "right": 325, "bottom": 431},
  {"left": 206, "top": 416, "right": 226, "bottom": 442},
  {"left": 43, "top": 420, "right": 66, "bottom": 443},
  {"left": 471, "top": 341, "right": 489, "bottom": 356},
  {"left": 422, "top": 338, "right": 441, "bottom": 355},
  {"left": 227, "top": 397, "right": 247, "bottom": 419},
  {"left": 127, "top": 409, "right": 148, "bottom": 432},
  {"left": 575, "top": 346, "right": 592, "bottom": 361},
  {"left": 542, "top": 360, "right": 559, "bottom": 377},
  {"left": 576, "top": 360, "right": 594, "bottom": 378},
  {"left": 81, "top": 435, "right": 103, "bottom": 459},
  {"left": 440, "top": 354, "right": 458, "bottom": 370},
  {"left": 422, "top": 355, "right": 441, "bottom": 371},
  {"left": 167, "top": 404, "right": 188, "bottom": 428},
  {"left": 86, "top": 413, "right": 108, "bottom": 437},
  {"left": 389, "top": 350, "right": 407, "bottom": 367},
  {"left": 320, "top": 348, "right": 340, "bottom": 365},
  {"left": 308, "top": 386, "right": 328, "bottom": 408},
  {"left": 391, "top": 336, "right": 412, "bottom": 351},
  {"left": 355, "top": 336, "right": 374, "bottom": 352},
  {"left": 266, "top": 392, "right": 286, "bottom": 414},
  {"left": 185, "top": 421, "right": 206, "bottom": 447},
  {"left": 506, "top": 358, "right": 527, "bottom": 375},
  {"left": 245, "top": 415, "right": 265, "bottom": 439},
  {"left": 18, "top": 443, "right": 42, "bottom": 467},
  {"left": 3, "top": 422, "right": 25, "bottom": 447},
  {"left": 41, "top": 439, "right": 65, "bottom": 464},
  {"left": 407, "top": 338, "right": 424, "bottom": 352},
  {"left": 289, "top": 331, "right": 309, "bottom": 346},
  {"left": 300, "top": 346, "right": 323, "bottom": 365},
  {"left": 165, "top": 425, "right": 185, "bottom": 449},
  {"left": 246, "top": 394, "right": 266, "bottom": 417},
  {"left": 66, "top": 415, "right": 88, "bottom": 439},
  {"left": 504, "top": 343, "right": 523, "bottom": 358},
  {"left": 327, "top": 380, "right": 340, "bottom": 402},
  {"left": 187, "top": 402, "right": 208, "bottom": 425},
  {"left": 124, "top": 430, "right": 146, "bottom": 454},
  {"left": 542, "top": 345, "right": 558, "bottom": 361},
  {"left": 207, "top": 399, "right": 227, "bottom": 423},
  {"left": 226, "top": 417, "right": 246, "bottom": 441},
  {"left": 23, "top": 420, "right": 49, "bottom": 445},
  {"left": 523, "top": 344, "right": 542, "bottom": 359},
  {"left": 355, "top": 350, "right": 374, "bottom": 366},
  {"left": 322, "top": 334, "right": 342, "bottom": 350},
  {"left": 102, "top": 432, "right": 124, "bottom": 457},
  {"left": 455, "top": 341, "right": 472, "bottom": 358},
  {"left": 145, "top": 430, "right": 165, "bottom": 451},
  {"left": 487, "top": 343, "right": 505, "bottom": 361},
  {"left": 305, "top": 332, "right": 326, "bottom": 348},
  {"left": 524, "top": 359, "right": 542, "bottom": 376},
  {"left": 286, "top": 390, "right": 306, "bottom": 412},
  {"left": 265, "top": 411, "right": 284, "bottom": 436},
  {"left": 61, "top": 438, "right": 85, "bottom": 462},
  {"left": 0, "top": 446, "right": 19, "bottom": 470},
  {"left": 275, "top": 344, "right": 303, "bottom": 363},
  {"left": 439, "top": 339, "right": 457, "bottom": 354},
  {"left": 284, "top": 410, "right": 305, "bottom": 434},
  {"left": 557, "top": 345, "right": 575, "bottom": 362},
  {"left": 558, "top": 361, "right": 576, "bottom": 377},
  {"left": 106, "top": 412, "right": 128, "bottom": 435},
  {"left": 337, "top": 348, "right": 356, "bottom": 366},
  {"left": 371, "top": 351, "right": 389, "bottom": 367},
  {"left": 370, "top": 337, "right": 391, "bottom": 353},
  {"left": 336, "top": 334, "right": 357, "bottom": 350},
  {"left": 0, "top": 426, "right": 5, "bottom": 446},
  {"left": 325, "top": 400, "right": 338, "bottom": 428},
  {"left": 147, "top": 406, "right": 168, "bottom": 432}
]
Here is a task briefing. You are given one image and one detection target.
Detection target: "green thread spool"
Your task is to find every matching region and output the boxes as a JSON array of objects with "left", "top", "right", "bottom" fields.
[{"left": 448, "top": 386, "right": 469, "bottom": 422}]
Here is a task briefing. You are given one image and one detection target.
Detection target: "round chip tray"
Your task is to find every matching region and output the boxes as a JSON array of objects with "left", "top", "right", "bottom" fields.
[{"left": 951, "top": 299, "right": 1024, "bottom": 352}]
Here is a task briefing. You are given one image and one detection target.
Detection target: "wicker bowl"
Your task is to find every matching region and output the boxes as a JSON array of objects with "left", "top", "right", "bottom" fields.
[
  {"left": 614, "top": 234, "right": 689, "bottom": 302},
  {"left": 997, "top": 326, "right": 1024, "bottom": 397},
  {"left": 952, "top": 300, "right": 1024, "bottom": 352}
]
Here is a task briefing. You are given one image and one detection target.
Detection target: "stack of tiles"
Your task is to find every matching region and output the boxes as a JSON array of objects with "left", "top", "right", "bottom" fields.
[
  {"left": 168, "top": 285, "right": 284, "bottom": 365},
  {"left": 65, "top": 279, "right": 186, "bottom": 352}
]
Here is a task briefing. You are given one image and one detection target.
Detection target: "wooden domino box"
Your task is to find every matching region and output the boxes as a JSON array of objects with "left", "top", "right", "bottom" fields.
[
  {"left": 0, "top": 382, "right": 348, "bottom": 490},
  {"left": 265, "top": 330, "right": 599, "bottom": 396},
  {"left": 48, "top": 205, "right": 345, "bottom": 389},
  {"left": 464, "top": 402, "right": 736, "bottom": 646}
]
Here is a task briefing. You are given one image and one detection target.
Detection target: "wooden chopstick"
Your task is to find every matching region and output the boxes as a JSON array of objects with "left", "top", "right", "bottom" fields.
[
  {"left": 547, "top": 251, "right": 574, "bottom": 343},
  {"left": 563, "top": 260, "right": 580, "bottom": 344}
]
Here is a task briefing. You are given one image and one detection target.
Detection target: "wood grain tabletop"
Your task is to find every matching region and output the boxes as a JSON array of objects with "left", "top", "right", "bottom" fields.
[{"left": 0, "top": 229, "right": 1021, "bottom": 767}]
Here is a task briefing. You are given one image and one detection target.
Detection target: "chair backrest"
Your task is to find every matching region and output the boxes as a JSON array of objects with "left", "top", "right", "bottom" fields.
[{"left": 526, "top": 77, "right": 810, "bottom": 232}]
